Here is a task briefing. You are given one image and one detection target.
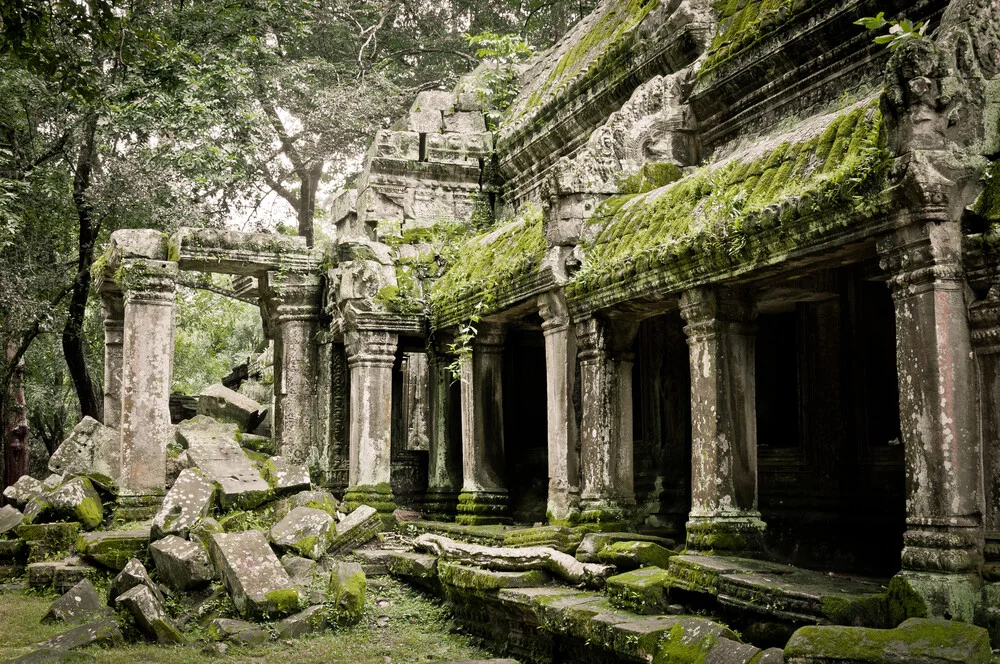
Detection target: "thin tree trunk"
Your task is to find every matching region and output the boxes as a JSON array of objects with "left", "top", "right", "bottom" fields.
[
  {"left": 3, "top": 339, "right": 29, "bottom": 495},
  {"left": 296, "top": 159, "right": 323, "bottom": 247},
  {"left": 63, "top": 116, "right": 100, "bottom": 421}
]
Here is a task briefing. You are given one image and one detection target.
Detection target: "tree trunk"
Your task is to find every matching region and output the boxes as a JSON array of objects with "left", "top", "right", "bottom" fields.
[
  {"left": 3, "top": 339, "right": 29, "bottom": 495},
  {"left": 297, "top": 159, "right": 323, "bottom": 247},
  {"left": 63, "top": 116, "right": 100, "bottom": 421}
]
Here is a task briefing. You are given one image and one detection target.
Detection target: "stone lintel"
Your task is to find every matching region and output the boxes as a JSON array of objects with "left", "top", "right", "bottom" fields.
[{"left": 172, "top": 227, "right": 321, "bottom": 276}]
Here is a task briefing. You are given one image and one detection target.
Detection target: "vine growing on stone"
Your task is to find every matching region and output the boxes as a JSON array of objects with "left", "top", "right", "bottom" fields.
[{"left": 855, "top": 13, "right": 929, "bottom": 50}]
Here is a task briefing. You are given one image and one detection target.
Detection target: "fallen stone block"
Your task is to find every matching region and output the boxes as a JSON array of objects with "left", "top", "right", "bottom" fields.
[
  {"left": 502, "top": 525, "right": 582, "bottom": 553},
  {"left": 276, "top": 605, "right": 327, "bottom": 639},
  {"left": 208, "top": 618, "right": 269, "bottom": 645},
  {"left": 150, "top": 468, "right": 215, "bottom": 541},
  {"left": 42, "top": 579, "right": 107, "bottom": 624},
  {"left": 270, "top": 507, "right": 335, "bottom": 560},
  {"left": 47, "top": 477, "right": 103, "bottom": 530},
  {"left": 41, "top": 617, "right": 124, "bottom": 650},
  {"left": 115, "top": 584, "right": 184, "bottom": 644},
  {"left": 74, "top": 530, "right": 148, "bottom": 571},
  {"left": 784, "top": 617, "right": 991, "bottom": 663},
  {"left": 189, "top": 517, "right": 224, "bottom": 551},
  {"left": 150, "top": 535, "right": 214, "bottom": 591},
  {"left": 3, "top": 475, "right": 44, "bottom": 507},
  {"left": 576, "top": 532, "right": 677, "bottom": 563},
  {"left": 352, "top": 548, "right": 393, "bottom": 576},
  {"left": 439, "top": 561, "right": 548, "bottom": 593},
  {"left": 597, "top": 540, "right": 676, "bottom": 571},
  {"left": 47, "top": 417, "right": 119, "bottom": 480},
  {"left": 197, "top": 383, "right": 267, "bottom": 432},
  {"left": 53, "top": 564, "right": 95, "bottom": 595},
  {"left": 209, "top": 530, "right": 299, "bottom": 620},
  {"left": 261, "top": 456, "right": 311, "bottom": 495},
  {"left": 110, "top": 558, "right": 163, "bottom": 606},
  {"left": 28, "top": 562, "right": 62, "bottom": 590},
  {"left": 283, "top": 556, "right": 330, "bottom": 605},
  {"left": 385, "top": 551, "right": 439, "bottom": 590},
  {"left": 327, "top": 561, "right": 365, "bottom": 625},
  {"left": 21, "top": 494, "right": 54, "bottom": 525},
  {"left": 328, "top": 504, "right": 380, "bottom": 555},
  {"left": 2, "top": 648, "right": 97, "bottom": 663},
  {"left": 18, "top": 523, "right": 82, "bottom": 562},
  {"left": 273, "top": 489, "right": 339, "bottom": 522},
  {"left": 177, "top": 416, "right": 271, "bottom": 510},
  {"left": 606, "top": 567, "right": 672, "bottom": 614},
  {"left": 0, "top": 504, "right": 24, "bottom": 536}
]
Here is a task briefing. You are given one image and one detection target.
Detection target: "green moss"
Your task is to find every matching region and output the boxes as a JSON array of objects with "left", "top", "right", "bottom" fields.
[
  {"left": 784, "top": 619, "right": 991, "bottom": 663},
  {"left": 568, "top": 100, "right": 890, "bottom": 300},
  {"left": 821, "top": 593, "right": 890, "bottom": 628},
  {"left": 619, "top": 162, "right": 684, "bottom": 194},
  {"left": 294, "top": 534, "right": 320, "bottom": 559},
  {"left": 974, "top": 161, "right": 1000, "bottom": 222},
  {"left": 264, "top": 587, "right": 300, "bottom": 616},
  {"left": 653, "top": 622, "right": 720, "bottom": 664},
  {"left": 887, "top": 575, "right": 930, "bottom": 626},
  {"left": 606, "top": 567, "right": 672, "bottom": 613}
]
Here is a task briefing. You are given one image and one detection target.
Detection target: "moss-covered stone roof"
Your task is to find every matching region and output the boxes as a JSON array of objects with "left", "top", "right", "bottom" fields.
[
  {"left": 567, "top": 98, "right": 891, "bottom": 299},
  {"left": 428, "top": 205, "right": 547, "bottom": 326}
]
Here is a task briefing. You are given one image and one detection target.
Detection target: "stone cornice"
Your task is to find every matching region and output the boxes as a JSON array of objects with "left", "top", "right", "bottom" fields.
[{"left": 172, "top": 228, "right": 322, "bottom": 277}]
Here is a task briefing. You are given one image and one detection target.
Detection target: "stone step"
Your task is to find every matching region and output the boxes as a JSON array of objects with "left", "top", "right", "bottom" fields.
[
  {"left": 75, "top": 530, "right": 150, "bottom": 571},
  {"left": 28, "top": 561, "right": 99, "bottom": 594}
]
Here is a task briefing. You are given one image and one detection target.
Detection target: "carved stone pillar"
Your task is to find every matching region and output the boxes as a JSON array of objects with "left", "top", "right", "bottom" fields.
[
  {"left": 266, "top": 272, "right": 324, "bottom": 470},
  {"left": 99, "top": 284, "right": 125, "bottom": 438},
  {"left": 576, "top": 314, "right": 637, "bottom": 526},
  {"left": 539, "top": 292, "right": 580, "bottom": 524},
  {"left": 971, "top": 283, "right": 1000, "bottom": 580},
  {"left": 343, "top": 328, "right": 398, "bottom": 516},
  {"left": 118, "top": 258, "right": 177, "bottom": 504},
  {"left": 679, "top": 286, "right": 765, "bottom": 553},
  {"left": 424, "top": 339, "right": 462, "bottom": 521},
  {"left": 457, "top": 322, "right": 508, "bottom": 525},
  {"left": 878, "top": 222, "right": 983, "bottom": 620}
]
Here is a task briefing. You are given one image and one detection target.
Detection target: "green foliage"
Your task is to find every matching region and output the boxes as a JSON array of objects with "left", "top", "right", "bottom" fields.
[
  {"left": 463, "top": 32, "right": 533, "bottom": 129},
  {"left": 699, "top": 0, "right": 814, "bottom": 78},
  {"left": 855, "top": 12, "right": 929, "bottom": 50}
]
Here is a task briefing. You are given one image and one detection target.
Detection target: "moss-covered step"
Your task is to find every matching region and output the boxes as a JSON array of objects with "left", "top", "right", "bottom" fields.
[
  {"left": 402, "top": 519, "right": 520, "bottom": 546},
  {"left": 597, "top": 541, "right": 678, "bottom": 571},
  {"left": 606, "top": 567, "right": 673, "bottom": 614},
  {"left": 502, "top": 525, "right": 583, "bottom": 553},
  {"left": 784, "top": 617, "right": 991, "bottom": 663},
  {"left": 438, "top": 561, "right": 549, "bottom": 597},
  {"left": 576, "top": 531, "right": 677, "bottom": 562},
  {"left": 665, "top": 554, "right": 788, "bottom": 596},
  {"left": 75, "top": 530, "right": 150, "bottom": 571},
  {"left": 17, "top": 522, "right": 82, "bottom": 563},
  {"left": 385, "top": 551, "right": 439, "bottom": 591}
]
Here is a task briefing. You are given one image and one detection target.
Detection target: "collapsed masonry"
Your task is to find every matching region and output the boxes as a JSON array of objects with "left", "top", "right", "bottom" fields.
[{"left": 40, "top": 0, "right": 1000, "bottom": 652}]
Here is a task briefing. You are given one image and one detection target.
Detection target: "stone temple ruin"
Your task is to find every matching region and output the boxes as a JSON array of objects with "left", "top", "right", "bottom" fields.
[{"left": 2, "top": 0, "right": 1000, "bottom": 660}]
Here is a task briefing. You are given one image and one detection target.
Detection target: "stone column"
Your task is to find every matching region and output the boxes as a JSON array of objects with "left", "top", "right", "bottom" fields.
[
  {"left": 971, "top": 284, "right": 1000, "bottom": 581},
  {"left": 457, "top": 322, "right": 508, "bottom": 525},
  {"left": 266, "top": 272, "right": 324, "bottom": 469},
  {"left": 343, "top": 328, "right": 398, "bottom": 516},
  {"left": 424, "top": 340, "right": 462, "bottom": 521},
  {"left": 118, "top": 258, "right": 177, "bottom": 505},
  {"left": 878, "top": 222, "right": 983, "bottom": 621},
  {"left": 539, "top": 292, "right": 580, "bottom": 524},
  {"left": 576, "top": 314, "right": 637, "bottom": 527},
  {"left": 99, "top": 284, "right": 125, "bottom": 434},
  {"left": 679, "top": 286, "right": 766, "bottom": 553}
]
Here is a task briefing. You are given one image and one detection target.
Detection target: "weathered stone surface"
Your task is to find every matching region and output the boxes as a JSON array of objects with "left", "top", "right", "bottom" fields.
[
  {"left": 208, "top": 618, "right": 269, "bottom": 645},
  {"left": 2, "top": 648, "right": 96, "bottom": 663},
  {"left": 110, "top": 558, "right": 163, "bottom": 606},
  {"left": 41, "top": 617, "right": 124, "bottom": 650},
  {"left": 18, "top": 523, "right": 82, "bottom": 562},
  {"left": 150, "top": 535, "right": 213, "bottom": 590},
  {"left": 439, "top": 561, "right": 549, "bottom": 591},
  {"left": 47, "top": 477, "right": 103, "bottom": 530},
  {"left": 273, "top": 489, "right": 339, "bottom": 521},
  {"left": 606, "top": 567, "right": 672, "bottom": 614},
  {"left": 442, "top": 110, "right": 486, "bottom": 134},
  {"left": 47, "top": 417, "right": 118, "bottom": 480},
  {"left": 177, "top": 416, "right": 271, "bottom": 510},
  {"left": 74, "top": 530, "right": 148, "bottom": 571},
  {"left": 209, "top": 530, "right": 298, "bottom": 620},
  {"left": 28, "top": 562, "right": 62, "bottom": 590},
  {"left": 0, "top": 504, "right": 24, "bottom": 536},
  {"left": 282, "top": 555, "right": 318, "bottom": 583},
  {"left": 784, "top": 618, "right": 991, "bottom": 663},
  {"left": 189, "top": 517, "right": 224, "bottom": 550},
  {"left": 42, "top": 579, "right": 107, "bottom": 624},
  {"left": 327, "top": 561, "right": 365, "bottom": 625},
  {"left": 3, "top": 475, "right": 44, "bottom": 507},
  {"left": 385, "top": 551, "right": 439, "bottom": 581},
  {"left": 150, "top": 468, "right": 216, "bottom": 540},
  {"left": 328, "top": 504, "right": 380, "bottom": 555},
  {"left": 197, "top": 383, "right": 266, "bottom": 432},
  {"left": 53, "top": 565, "right": 93, "bottom": 594},
  {"left": 276, "top": 605, "right": 327, "bottom": 639},
  {"left": 261, "top": 456, "right": 311, "bottom": 495},
  {"left": 597, "top": 540, "right": 676, "bottom": 571},
  {"left": 270, "top": 507, "right": 334, "bottom": 560},
  {"left": 115, "top": 584, "right": 184, "bottom": 644},
  {"left": 576, "top": 532, "right": 676, "bottom": 563}
]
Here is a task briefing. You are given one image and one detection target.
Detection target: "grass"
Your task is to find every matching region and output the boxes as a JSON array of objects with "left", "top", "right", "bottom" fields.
[{"left": 0, "top": 577, "right": 493, "bottom": 663}]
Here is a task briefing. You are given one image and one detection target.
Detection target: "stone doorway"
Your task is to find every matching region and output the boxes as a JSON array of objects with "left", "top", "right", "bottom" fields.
[{"left": 503, "top": 327, "right": 549, "bottom": 524}]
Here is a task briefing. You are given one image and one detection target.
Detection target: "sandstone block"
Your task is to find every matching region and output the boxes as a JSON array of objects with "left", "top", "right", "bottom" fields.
[
  {"left": 150, "top": 468, "right": 215, "bottom": 540},
  {"left": 208, "top": 618, "right": 269, "bottom": 645},
  {"left": 328, "top": 504, "right": 380, "bottom": 555},
  {"left": 606, "top": 567, "right": 672, "bottom": 614},
  {"left": 0, "top": 504, "right": 24, "bottom": 536},
  {"left": 261, "top": 456, "right": 311, "bottom": 495},
  {"left": 115, "top": 584, "right": 184, "bottom": 644},
  {"left": 178, "top": 416, "right": 271, "bottom": 510},
  {"left": 42, "top": 579, "right": 106, "bottom": 624},
  {"left": 18, "top": 523, "right": 82, "bottom": 562},
  {"left": 189, "top": 517, "right": 224, "bottom": 550},
  {"left": 273, "top": 489, "right": 339, "bottom": 522},
  {"left": 3, "top": 475, "right": 44, "bottom": 507},
  {"left": 2, "top": 647, "right": 98, "bottom": 662},
  {"left": 443, "top": 110, "right": 486, "bottom": 133},
  {"left": 209, "top": 531, "right": 299, "bottom": 620},
  {"left": 597, "top": 540, "right": 676, "bottom": 571},
  {"left": 74, "top": 530, "right": 148, "bottom": 571},
  {"left": 150, "top": 535, "right": 214, "bottom": 591},
  {"left": 576, "top": 532, "right": 676, "bottom": 563},
  {"left": 47, "top": 477, "right": 103, "bottom": 530},
  {"left": 47, "top": 417, "right": 118, "bottom": 480},
  {"left": 53, "top": 565, "right": 95, "bottom": 595},
  {"left": 270, "top": 507, "right": 335, "bottom": 560},
  {"left": 196, "top": 383, "right": 266, "bottom": 432},
  {"left": 276, "top": 605, "right": 327, "bottom": 639},
  {"left": 110, "top": 558, "right": 163, "bottom": 606},
  {"left": 327, "top": 561, "right": 365, "bottom": 625},
  {"left": 41, "top": 617, "right": 124, "bottom": 651}
]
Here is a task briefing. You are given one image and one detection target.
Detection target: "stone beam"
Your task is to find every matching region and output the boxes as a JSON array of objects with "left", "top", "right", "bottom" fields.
[{"left": 171, "top": 228, "right": 321, "bottom": 276}]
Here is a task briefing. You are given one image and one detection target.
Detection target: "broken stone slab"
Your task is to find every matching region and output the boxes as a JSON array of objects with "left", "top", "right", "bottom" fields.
[
  {"left": 40, "top": 617, "right": 124, "bottom": 650},
  {"left": 22, "top": 493, "right": 54, "bottom": 525},
  {"left": 150, "top": 535, "right": 214, "bottom": 591},
  {"left": 261, "top": 456, "right": 311, "bottom": 495},
  {"left": 282, "top": 556, "right": 330, "bottom": 605},
  {"left": 270, "top": 507, "right": 335, "bottom": 561},
  {"left": 2, "top": 648, "right": 97, "bottom": 663},
  {"left": 783, "top": 617, "right": 991, "bottom": 663},
  {"left": 273, "top": 489, "right": 339, "bottom": 522},
  {"left": 442, "top": 110, "right": 487, "bottom": 134},
  {"left": 282, "top": 555, "right": 318, "bottom": 584},
  {"left": 352, "top": 548, "right": 395, "bottom": 577},
  {"left": 0, "top": 504, "right": 24, "bottom": 536},
  {"left": 326, "top": 561, "right": 365, "bottom": 625},
  {"left": 276, "top": 605, "right": 327, "bottom": 639},
  {"left": 150, "top": 467, "right": 216, "bottom": 540},
  {"left": 576, "top": 532, "right": 677, "bottom": 563},
  {"left": 502, "top": 525, "right": 583, "bottom": 553},
  {"left": 47, "top": 477, "right": 103, "bottom": 530},
  {"left": 597, "top": 540, "right": 676, "bottom": 571},
  {"left": 42, "top": 579, "right": 107, "bottom": 624},
  {"left": 197, "top": 383, "right": 267, "bottom": 432},
  {"left": 18, "top": 523, "right": 82, "bottom": 562},
  {"left": 327, "top": 504, "right": 381, "bottom": 555},
  {"left": 28, "top": 561, "right": 95, "bottom": 593},
  {"left": 3, "top": 475, "right": 44, "bottom": 507},
  {"left": 439, "top": 561, "right": 549, "bottom": 593},
  {"left": 74, "top": 530, "right": 148, "bottom": 571},
  {"left": 666, "top": 554, "right": 792, "bottom": 596},
  {"left": 109, "top": 558, "right": 163, "bottom": 606},
  {"left": 208, "top": 618, "right": 269, "bottom": 645},
  {"left": 177, "top": 416, "right": 271, "bottom": 510},
  {"left": 115, "top": 584, "right": 184, "bottom": 644},
  {"left": 239, "top": 433, "right": 275, "bottom": 455},
  {"left": 189, "top": 516, "right": 224, "bottom": 550},
  {"left": 209, "top": 530, "right": 299, "bottom": 620},
  {"left": 385, "top": 551, "right": 439, "bottom": 587},
  {"left": 47, "top": 417, "right": 119, "bottom": 480}
]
